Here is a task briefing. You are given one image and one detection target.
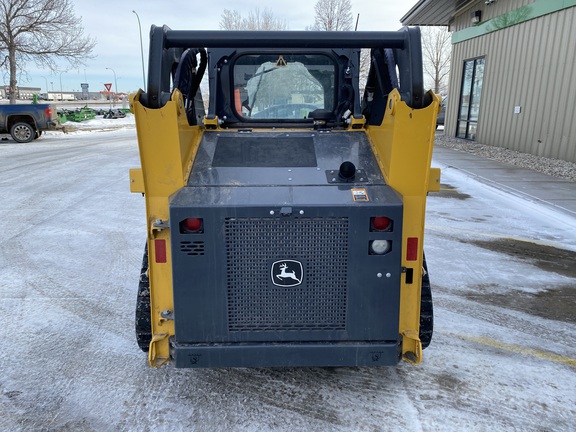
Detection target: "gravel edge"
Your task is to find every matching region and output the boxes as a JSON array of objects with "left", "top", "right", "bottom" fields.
[{"left": 434, "top": 132, "right": 576, "bottom": 182}]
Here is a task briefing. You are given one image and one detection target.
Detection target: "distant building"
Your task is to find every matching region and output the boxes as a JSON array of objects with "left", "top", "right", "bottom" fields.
[
  {"left": 402, "top": 0, "right": 576, "bottom": 163},
  {"left": 0, "top": 86, "right": 131, "bottom": 103},
  {"left": 1, "top": 86, "right": 41, "bottom": 100}
]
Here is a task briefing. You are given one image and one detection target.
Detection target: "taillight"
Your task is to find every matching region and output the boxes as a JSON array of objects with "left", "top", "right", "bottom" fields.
[
  {"left": 180, "top": 218, "right": 203, "bottom": 233},
  {"left": 369, "top": 217, "right": 393, "bottom": 255},
  {"left": 45, "top": 106, "right": 52, "bottom": 119},
  {"left": 371, "top": 216, "right": 392, "bottom": 232}
]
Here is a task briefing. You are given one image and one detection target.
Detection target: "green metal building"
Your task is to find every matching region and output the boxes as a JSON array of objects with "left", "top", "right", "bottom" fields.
[{"left": 402, "top": 0, "right": 576, "bottom": 163}]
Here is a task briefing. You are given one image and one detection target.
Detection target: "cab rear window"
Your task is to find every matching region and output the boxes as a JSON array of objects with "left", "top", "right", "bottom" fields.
[{"left": 233, "top": 54, "right": 336, "bottom": 120}]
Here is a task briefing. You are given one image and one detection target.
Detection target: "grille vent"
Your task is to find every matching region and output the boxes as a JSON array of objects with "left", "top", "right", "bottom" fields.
[
  {"left": 180, "top": 240, "right": 205, "bottom": 256},
  {"left": 225, "top": 217, "right": 348, "bottom": 332}
]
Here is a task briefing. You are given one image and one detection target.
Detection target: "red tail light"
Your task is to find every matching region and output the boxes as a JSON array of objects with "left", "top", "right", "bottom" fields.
[
  {"left": 45, "top": 106, "right": 52, "bottom": 119},
  {"left": 181, "top": 218, "right": 203, "bottom": 233},
  {"left": 371, "top": 216, "right": 392, "bottom": 232}
]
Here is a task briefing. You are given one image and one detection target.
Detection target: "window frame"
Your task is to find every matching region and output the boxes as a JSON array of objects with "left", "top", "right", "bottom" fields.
[{"left": 457, "top": 56, "right": 485, "bottom": 140}]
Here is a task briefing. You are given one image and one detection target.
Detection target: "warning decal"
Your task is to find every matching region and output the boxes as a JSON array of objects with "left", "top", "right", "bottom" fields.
[{"left": 351, "top": 188, "right": 369, "bottom": 202}]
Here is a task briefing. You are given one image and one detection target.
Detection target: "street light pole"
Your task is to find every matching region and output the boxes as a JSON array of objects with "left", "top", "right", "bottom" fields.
[
  {"left": 42, "top": 76, "right": 49, "bottom": 97},
  {"left": 106, "top": 67, "right": 118, "bottom": 106},
  {"left": 132, "top": 10, "right": 146, "bottom": 90},
  {"left": 59, "top": 71, "right": 64, "bottom": 102}
]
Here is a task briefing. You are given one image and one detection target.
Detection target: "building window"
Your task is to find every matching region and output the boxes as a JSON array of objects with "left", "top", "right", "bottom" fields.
[{"left": 457, "top": 57, "right": 484, "bottom": 140}]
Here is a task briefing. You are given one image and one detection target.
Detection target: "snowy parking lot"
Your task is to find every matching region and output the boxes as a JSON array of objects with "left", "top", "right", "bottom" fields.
[{"left": 1, "top": 120, "right": 575, "bottom": 431}]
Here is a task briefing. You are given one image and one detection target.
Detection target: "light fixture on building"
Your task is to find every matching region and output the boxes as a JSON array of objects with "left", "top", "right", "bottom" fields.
[
  {"left": 485, "top": 0, "right": 497, "bottom": 5},
  {"left": 471, "top": 10, "right": 482, "bottom": 24}
]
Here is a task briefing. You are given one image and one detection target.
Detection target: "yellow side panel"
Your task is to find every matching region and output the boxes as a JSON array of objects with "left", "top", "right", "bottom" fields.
[
  {"left": 130, "top": 90, "right": 204, "bottom": 367},
  {"left": 428, "top": 168, "right": 441, "bottom": 192},
  {"left": 129, "top": 168, "right": 144, "bottom": 193},
  {"left": 366, "top": 89, "right": 441, "bottom": 364}
]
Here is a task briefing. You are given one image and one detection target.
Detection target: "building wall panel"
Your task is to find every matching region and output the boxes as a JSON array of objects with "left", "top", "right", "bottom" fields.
[
  {"left": 452, "top": 0, "right": 538, "bottom": 31},
  {"left": 446, "top": 4, "right": 576, "bottom": 162}
]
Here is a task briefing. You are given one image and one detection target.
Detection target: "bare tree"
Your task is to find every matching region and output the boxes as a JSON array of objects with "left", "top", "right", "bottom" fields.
[
  {"left": 359, "top": 48, "right": 370, "bottom": 90},
  {"left": 309, "top": 0, "right": 353, "bottom": 31},
  {"left": 220, "top": 8, "right": 288, "bottom": 31},
  {"left": 420, "top": 26, "right": 452, "bottom": 94},
  {"left": 219, "top": 9, "right": 243, "bottom": 30},
  {"left": 0, "top": 0, "right": 95, "bottom": 104}
]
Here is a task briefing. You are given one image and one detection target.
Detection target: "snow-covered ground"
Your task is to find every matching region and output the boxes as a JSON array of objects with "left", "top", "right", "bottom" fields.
[
  {"left": 61, "top": 112, "right": 136, "bottom": 134},
  {"left": 0, "top": 118, "right": 574, "bottom": 431}
]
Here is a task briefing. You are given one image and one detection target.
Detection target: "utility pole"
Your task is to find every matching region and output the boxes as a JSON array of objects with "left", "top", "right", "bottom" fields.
[
  {"left": 106, "top": 67, "right": 118, "bottom": 106},
  {"left": 59, "top": 71, "right": 64, "bottom": 102}
]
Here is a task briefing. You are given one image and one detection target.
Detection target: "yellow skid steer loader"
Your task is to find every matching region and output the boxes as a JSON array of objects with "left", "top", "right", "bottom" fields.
[{"left": 130, "top": 27, "right": 440, "bottom": 368}]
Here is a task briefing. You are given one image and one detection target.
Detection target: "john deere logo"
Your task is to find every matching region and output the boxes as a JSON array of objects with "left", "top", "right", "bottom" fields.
[{"left": 271, "top": 260, "right": 303, "bottom": 287}]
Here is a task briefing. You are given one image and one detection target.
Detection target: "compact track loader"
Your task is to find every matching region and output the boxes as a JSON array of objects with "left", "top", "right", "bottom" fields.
[{"left": 130, "top": 26, "right": 441, "bottom": 368}]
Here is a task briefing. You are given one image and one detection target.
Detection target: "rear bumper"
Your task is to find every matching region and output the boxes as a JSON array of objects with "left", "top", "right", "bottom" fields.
[
  {"left": 172, "top": 340, "right": 402, "bottom": 368},
  {"left": 47, "top": 120, "right": 66, "bottom": 133}
]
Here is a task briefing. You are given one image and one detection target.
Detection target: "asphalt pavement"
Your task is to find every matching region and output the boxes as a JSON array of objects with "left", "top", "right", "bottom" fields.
[{"left": 432, "top": 146, "right": 576, "bottom": 217}]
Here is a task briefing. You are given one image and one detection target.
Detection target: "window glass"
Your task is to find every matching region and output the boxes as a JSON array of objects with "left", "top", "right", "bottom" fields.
[
  {"left": 457, "top": 121, "right": 468, "bottom": 138},
  {"left": 458, "top": 61, "right": 474, "bottom": 122},
  {"left": 233, "top": 54, "right": 335, "bottom": 120},
  {"left": 469, "top": 58, "right": 484, "bottom": 122}
]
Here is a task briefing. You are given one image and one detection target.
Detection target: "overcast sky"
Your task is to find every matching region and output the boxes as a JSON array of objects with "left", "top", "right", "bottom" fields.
[{"left": 24, "top": 0, "right": 419, "bottom": 94}]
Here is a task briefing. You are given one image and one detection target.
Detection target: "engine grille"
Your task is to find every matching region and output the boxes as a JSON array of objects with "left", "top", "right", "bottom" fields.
[{"left": 225, "top": 217, "right": 348, "bottom": 332}]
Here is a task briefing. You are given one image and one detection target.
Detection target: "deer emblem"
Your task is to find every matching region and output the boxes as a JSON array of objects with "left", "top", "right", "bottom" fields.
[
  {"left": 271, "top": 260, "right": 303, "bottom": 287},
  {"left": 276, "top": 263, "right": 300, "bottom": 282}
]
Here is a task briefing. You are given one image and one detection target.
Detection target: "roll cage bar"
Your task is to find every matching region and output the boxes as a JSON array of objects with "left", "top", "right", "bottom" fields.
[{"left": 141, "top": 26, "right": 426, "bottom": 124}]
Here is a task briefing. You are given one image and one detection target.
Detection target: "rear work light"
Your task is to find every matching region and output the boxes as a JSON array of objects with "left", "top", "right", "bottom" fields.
[
  {"left": 371, "top": 216, "right": 392, "bottom": 232},
  {"left": 180, "top": 218, "right": 203, "bottom": 233},
  {"left": 370, "top": 240, "right": 391, "bottom": 255}
]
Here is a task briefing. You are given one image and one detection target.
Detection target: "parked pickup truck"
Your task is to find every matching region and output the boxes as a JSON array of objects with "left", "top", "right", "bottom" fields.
[{"left": 0, "top": 103, "right": 64, "bottom": 143}]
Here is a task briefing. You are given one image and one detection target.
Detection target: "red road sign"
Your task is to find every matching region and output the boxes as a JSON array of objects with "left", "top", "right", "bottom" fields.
[{"left": 104, "top": 83, "right": 112, "bottom": 92}]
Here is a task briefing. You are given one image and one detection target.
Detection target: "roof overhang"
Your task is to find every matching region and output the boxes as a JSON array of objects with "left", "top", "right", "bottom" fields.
[{"left": 401, "top": 0, "right": 477, "bottom": 26}]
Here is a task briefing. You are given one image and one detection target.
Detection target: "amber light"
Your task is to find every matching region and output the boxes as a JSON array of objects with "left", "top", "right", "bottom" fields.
[{"left": 371, "top": 216, "right": 392, "bottom": 232}]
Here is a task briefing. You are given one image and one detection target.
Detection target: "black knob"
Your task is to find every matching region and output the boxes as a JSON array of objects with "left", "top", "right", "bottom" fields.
[{"left": 338, "top": 161, "right": 356, "bottom": 181}]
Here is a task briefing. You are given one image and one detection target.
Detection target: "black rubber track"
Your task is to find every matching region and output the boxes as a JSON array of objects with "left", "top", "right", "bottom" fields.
[
  {"left": 135, "top": 246, "right": 152, "bottom": 352},
  {"left": 420, "top": 255, "right": 434, "bottom": 349}
]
